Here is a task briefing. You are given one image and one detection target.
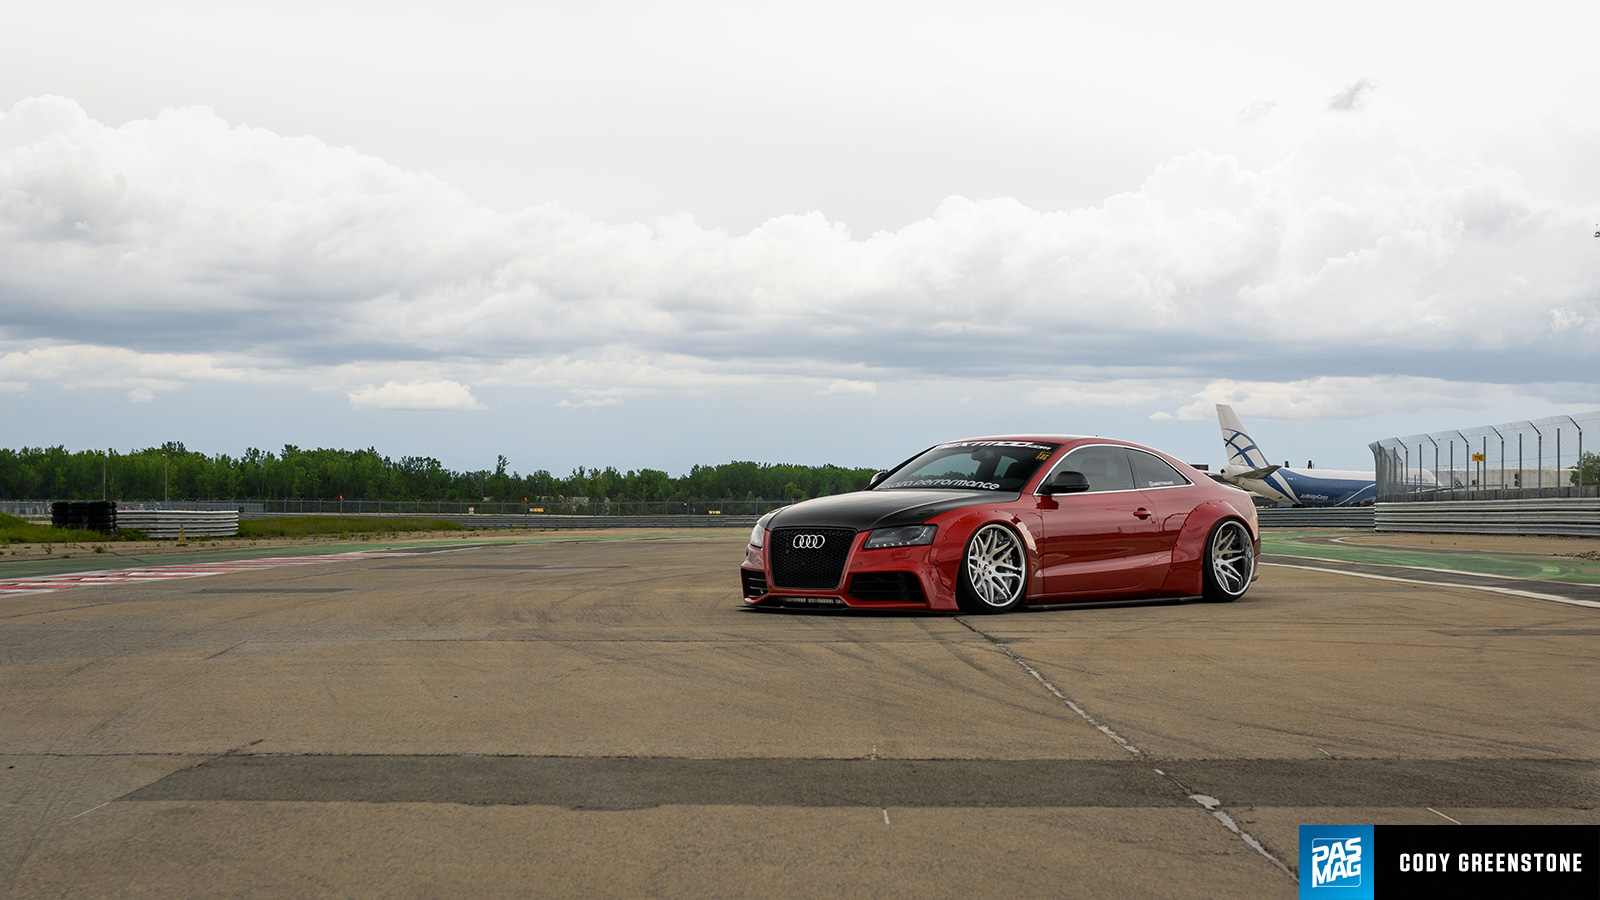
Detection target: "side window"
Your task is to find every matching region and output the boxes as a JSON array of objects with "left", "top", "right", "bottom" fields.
[
  {"left": 1129, "top": 450, "right": 1192, "bottom": 489},
  {"left": 990, "top": 454, "right": 1034, "bottom": 491},
  {"left": 1058, "top": 446, "right": 1136, "bottom": 492}
]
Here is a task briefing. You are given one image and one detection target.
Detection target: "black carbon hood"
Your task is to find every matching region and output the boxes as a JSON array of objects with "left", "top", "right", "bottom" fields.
[{"left": 765, "top": 489, "right": 1016, "bottom": 532}]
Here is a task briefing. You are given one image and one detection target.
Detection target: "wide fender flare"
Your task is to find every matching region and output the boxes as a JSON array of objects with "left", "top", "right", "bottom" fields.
[
  {"left": 928, "top": 509, "right": 1039, "bottom": 599},
  {"left": 1160, "top": 500, "right": 1255, "bottom": 596}
]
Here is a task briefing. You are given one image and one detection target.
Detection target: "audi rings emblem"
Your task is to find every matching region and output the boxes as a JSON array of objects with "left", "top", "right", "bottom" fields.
[{"left": 792, "top": 534, "right": 827, "bottom": 550}]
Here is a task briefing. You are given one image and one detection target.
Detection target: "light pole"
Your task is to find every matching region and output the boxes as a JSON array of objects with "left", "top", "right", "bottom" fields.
[{"left": 163, "top": 451, "right": 169, "bottom": 504}]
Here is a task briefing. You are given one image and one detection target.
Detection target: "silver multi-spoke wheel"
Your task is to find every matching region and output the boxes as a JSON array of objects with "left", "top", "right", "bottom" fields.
[
  {"left": 960, "top": 524, "right": 1026, "bottom": 612},
  {"left": 1204, "top": 519, "right": 1254, "bottom": 601}
]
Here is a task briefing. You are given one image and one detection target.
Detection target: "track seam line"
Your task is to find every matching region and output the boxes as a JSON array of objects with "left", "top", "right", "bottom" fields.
[{"left": 956, "top": 617, "right": 1297, "bottom": 883}]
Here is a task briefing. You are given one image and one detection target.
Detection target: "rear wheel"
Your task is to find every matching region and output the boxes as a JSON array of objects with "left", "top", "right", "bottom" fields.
[
  {"left": 1202, "top": 519, "right": 1254, "bottom": 602},
  {"left": 957, "top": 524, "right": 1027, "bottom": 613}
]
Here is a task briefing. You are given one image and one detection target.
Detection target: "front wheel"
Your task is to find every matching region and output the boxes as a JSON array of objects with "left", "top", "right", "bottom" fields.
[
  {"left": 1202, "top": 519, "right": 1255, "bottom": 602},
  {"left": 957, "top": 524, "right": 1027, "bottom": 613}
]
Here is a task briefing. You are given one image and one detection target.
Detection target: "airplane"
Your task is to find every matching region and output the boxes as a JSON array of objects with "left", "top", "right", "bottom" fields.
[{"left": 1214, "top": 404, "right": 1379, "bottom": 507}]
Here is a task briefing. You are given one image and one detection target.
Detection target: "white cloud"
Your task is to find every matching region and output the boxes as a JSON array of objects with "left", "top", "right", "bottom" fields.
[
  {"left": 0, "top": 95, "right": 1594, "bottom": 420},
  {"left": 819, "top": 379, "right": 876, "bottom": 396},
  {"left": 347, "top": 380, "right": 484, "bottom": 411},
  {"left": 1549, "top": 307, "right": 1593, "bottom": 333},
  {"left": 1238, "top": 99, "right": 1277, "bottom": 125},
  {"left": 127, "top": 387, "right": 154, "bottom": 403},
  {"left": 557, "top": 396, "right": 622, "bottom": 409},
  {"left": 1326, "top": 78, "right": 1378, "bottom": 112},
  {"left": 1168, "top": 376, "right": 1586, "bottom": 421},
  {"left": 0, "top": 343, "right": 245, "bottom": 391},
  {"left": 1027, "top": 381, "right": 1172, "bottom": 406}
]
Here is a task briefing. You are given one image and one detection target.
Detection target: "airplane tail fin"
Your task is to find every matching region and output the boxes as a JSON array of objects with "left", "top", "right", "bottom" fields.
[{"left": 1217, "top": 404, "right": 1271, "bottom": 470}]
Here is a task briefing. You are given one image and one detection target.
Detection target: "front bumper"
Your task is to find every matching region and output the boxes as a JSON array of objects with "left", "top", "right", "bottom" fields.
[{"left": 739, "top": 531, "right": 959, "bottom": 612}]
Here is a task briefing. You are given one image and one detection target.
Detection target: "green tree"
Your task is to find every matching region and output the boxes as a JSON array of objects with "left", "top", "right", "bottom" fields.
[{"left": 1573, "top": 452, "right": 1599, "bottom": 488}]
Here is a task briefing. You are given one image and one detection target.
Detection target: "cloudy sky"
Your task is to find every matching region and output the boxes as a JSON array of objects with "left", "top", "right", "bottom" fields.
[{"left": 2, "top": 0, "right": 1596, "bottom": 477}]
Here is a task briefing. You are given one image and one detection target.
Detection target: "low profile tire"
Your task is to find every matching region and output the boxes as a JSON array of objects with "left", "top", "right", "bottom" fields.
[
  {"left": 957, "top": 523, "right": 1027, "bottom": 613},
  {"left": 1202, "top": 519, "right": 1255, "bottom": 602}
]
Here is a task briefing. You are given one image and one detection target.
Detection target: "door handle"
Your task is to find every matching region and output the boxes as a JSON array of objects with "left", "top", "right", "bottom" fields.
[{"left": 1133, "top": 508, "right": 1152, "bottom": 519}]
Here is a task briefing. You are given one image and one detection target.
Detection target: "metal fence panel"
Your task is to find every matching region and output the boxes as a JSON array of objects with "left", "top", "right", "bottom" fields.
[
  {"left": 116, "top": 501, "right": 265, "bottom": 513},
  {"left": 0, "top": 501, "right": 52, "bottom": 516},
  {"left": 1370, "top": 411, "right": 1598, "bottom": 502}
]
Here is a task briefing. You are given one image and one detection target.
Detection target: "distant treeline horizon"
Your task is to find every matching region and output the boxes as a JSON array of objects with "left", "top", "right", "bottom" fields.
[{"left": 0, "top": 443, "right": 880, "bottom": 503}]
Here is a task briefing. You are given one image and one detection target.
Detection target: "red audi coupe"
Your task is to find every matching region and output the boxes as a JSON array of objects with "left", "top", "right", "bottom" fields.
[{"left": 740, "top": 435, "right": 1259, "bottom": 613}]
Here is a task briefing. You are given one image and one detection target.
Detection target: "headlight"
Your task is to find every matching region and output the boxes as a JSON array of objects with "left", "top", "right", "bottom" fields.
[
  {"left": 863, "top": 524, "right": 936, "bottom": 549},
  {"left": 749, "top": 518, "right": 769, "bottom": 547}
]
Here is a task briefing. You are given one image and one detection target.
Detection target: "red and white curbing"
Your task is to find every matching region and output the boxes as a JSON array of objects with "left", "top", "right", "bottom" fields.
[{"left": 0, "top": 551, "right": 411, "bottom": 596}]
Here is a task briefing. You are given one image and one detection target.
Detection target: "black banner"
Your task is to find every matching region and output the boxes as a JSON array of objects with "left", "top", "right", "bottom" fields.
[{"left": 1374, "top": 825, "right": 1597, "bottom": 899}]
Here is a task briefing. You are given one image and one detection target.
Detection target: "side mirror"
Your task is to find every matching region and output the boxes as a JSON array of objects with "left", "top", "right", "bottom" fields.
[
  {"left": 866, "top": 471, "right": 889, "bottom": 489},
  {"left": 1039, "top": 470, "right": 1091, "bottom": 495}
]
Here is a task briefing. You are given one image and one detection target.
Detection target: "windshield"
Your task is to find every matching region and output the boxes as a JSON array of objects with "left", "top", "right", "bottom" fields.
[{"left": 876, "top": 440, "right": 1061, "bottom": 492}]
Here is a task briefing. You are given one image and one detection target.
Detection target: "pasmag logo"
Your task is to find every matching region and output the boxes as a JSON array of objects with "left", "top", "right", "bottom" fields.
[
  {"left": 1313, "top": 837, "right": 1362, "bottom": 887},
  {"left": 1300, "top": 826, "right": 1374, "bottom": 900}
]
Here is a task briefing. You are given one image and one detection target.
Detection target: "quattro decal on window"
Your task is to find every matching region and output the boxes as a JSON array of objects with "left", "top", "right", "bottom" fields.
[{"left": 894, "top": 478, "right": 1003, "bottom": 490}]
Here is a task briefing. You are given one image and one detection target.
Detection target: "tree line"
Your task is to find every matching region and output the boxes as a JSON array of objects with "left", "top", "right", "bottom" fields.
[{"left": 0, "top": 443, "right": 880, "bottom": 503}]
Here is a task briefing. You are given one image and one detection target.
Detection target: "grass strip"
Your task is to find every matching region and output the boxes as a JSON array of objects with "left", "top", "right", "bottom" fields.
[
  {"left": 1259, "top": 531, "right": 1600, "bottom": 584},
  {"left": 0, "top": 513, "right": 130, "bottom": 546}
]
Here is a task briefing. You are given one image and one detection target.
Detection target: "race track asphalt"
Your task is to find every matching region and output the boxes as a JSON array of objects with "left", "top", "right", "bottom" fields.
[{"left": 2, "top": 530, "right": 1597, "bottom": 899}]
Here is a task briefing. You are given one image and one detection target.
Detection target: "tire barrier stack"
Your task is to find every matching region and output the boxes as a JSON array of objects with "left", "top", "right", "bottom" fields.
[
  {"left": 114, "top": 509, "right": 240, "bottom": 538},
  {"left": 50, "top": 500, "right": 118, "bottom": 534}
]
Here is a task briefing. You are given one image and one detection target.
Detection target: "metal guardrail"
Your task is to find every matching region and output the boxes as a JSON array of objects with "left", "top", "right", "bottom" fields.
[
  {"left": 1374, "top": 498, "right": 1600, "bottom": 536},
  {"left": 479, "top": 514, "right": 760, "bottom": 529},
  {"left": 252, "top": 499, "right": 792, "bottom": 517},
  {"left": 116, "top": 510, "right": 241, "bottom": 538},
  {"left": 1256, "top": 507, "right": 1376, "bottom": 528},
  {"left": 242, "top": 512, "right": 760, "bottom": 530}
]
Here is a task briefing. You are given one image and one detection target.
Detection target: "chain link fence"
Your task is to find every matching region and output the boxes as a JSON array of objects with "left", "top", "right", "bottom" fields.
[
  {"left": 0, "top": 501, "right": 52, "bottom": 516},
  {"left": 1370, "top": 411, "right": 1598, "bottom": 502},
  {"left": 92, "top": 499, "right": 793, "bottom": 517},
  {"left": 253, "top": 499, "right": 793, "bottom": 517},
  {"left": 8, "top": 498, "right": 796, "bottom": 522}
]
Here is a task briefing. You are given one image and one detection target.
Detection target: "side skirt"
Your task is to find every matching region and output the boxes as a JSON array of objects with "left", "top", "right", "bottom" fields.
[{"left": 1022, "top": 595, "right": 1203, "bottom": 612}]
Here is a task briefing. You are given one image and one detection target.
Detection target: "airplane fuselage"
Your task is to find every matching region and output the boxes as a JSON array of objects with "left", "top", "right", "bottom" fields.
[
  {"left": 1218, "top": 464, "right": 1377, "bottom": 507},
  {"left": 1214, "top": 404, "right": 1387, "bottom": 507}
]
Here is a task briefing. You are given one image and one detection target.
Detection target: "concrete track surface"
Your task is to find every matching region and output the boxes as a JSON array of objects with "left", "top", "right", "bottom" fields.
[{"left": 3, "top": 531, "right": 1597, "bottom": 899}]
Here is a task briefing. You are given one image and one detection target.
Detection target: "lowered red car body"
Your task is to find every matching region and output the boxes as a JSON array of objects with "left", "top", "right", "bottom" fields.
[{"left": 740, "top": 435, "right": 1259, "bottom": 613}]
